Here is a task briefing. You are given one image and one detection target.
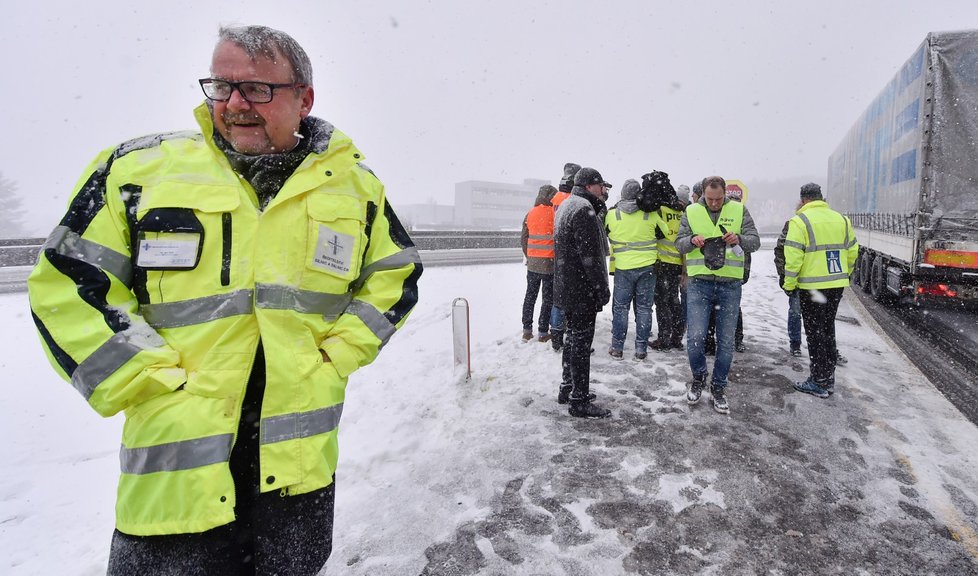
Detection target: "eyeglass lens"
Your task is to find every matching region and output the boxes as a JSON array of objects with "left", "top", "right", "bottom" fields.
[{"left": 202, "top": 80, "right": 275, "bottom": 103}]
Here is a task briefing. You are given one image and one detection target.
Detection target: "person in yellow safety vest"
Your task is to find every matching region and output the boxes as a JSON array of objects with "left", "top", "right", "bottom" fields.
[
  {"left": 650, "top": 184, "right": 689, "bottom": 351},
  {"left": 604, "top": 179, "right": 665, "bottom": 361},
  {"left": 521, "top": 184, "right": 558, "bottom": 342},
  {"left": 782, "top": 183, "right": 858, "bottom": 399},
  {"left": 27, "top": 25, "right": 421, "bottom": 575},
  {"left": 676, "top": 176, "right": 760, "bottom": 415}
]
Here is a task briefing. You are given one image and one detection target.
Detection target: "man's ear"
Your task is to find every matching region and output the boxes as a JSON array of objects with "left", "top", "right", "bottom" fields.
[{"left": 299, "top": 86, "right": 315, "bottom": 118}]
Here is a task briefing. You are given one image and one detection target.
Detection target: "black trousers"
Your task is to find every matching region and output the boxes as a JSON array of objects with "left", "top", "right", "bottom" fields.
[
  {"left": 560, "top": 309, "right": 597, "bottom": 400},
  {"left": 107, "top": 344, "right": 335, "bottom": 576},
  {"left": 798, "top": 287, "right": 844, "bottom": 383},
  {"left": 653, "top": 262, "right": 684, "bottom": 344},
  {"left": 521, "top": 271, "right": 553, "bottom": 333},
  {"left": 107, "top": 484, "right": 335, "bottom": 576}
]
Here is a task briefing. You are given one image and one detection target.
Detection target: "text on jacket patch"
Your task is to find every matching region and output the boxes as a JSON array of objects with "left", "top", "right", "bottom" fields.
[
  {"left": 313, "top": 224, "right": 355, "bottom": 275},
  {"left": 136, "top": 233, "right": 201, "bottom": 268}
]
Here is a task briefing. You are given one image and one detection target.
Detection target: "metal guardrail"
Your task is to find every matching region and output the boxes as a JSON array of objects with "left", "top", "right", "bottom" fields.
[
  {"left": 0, "top": 237, "right": 45, "bottom": 267},
  {"left": 406, "top": 230, "right": 520, "bottom": 250},
  {"left": 0, "top": 233, "right": 524, "bottom": 292}
]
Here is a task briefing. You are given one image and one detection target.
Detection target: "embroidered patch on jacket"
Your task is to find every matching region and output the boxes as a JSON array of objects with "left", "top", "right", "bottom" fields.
[
  {"left": 826, "top": 250, "right": 842, "bottom": 274},
  {"left": 312, "top": 224, "right": 355, "bottom": 275}
]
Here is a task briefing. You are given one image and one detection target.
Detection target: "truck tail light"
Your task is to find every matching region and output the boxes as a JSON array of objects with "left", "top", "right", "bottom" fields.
[{"left": 916, "top": 283, "right": 958, "bottom": 297}]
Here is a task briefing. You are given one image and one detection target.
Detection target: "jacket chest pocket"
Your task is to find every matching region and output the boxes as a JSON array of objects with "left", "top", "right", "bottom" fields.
[
  {"left": 132, "top": 183, "right": 242, "bottom": 299},
  {"left": 303, "top": 195, "right": 367, "bottom": 290}
]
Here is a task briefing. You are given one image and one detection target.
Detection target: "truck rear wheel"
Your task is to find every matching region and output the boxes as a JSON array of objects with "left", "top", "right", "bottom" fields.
[
  {"left": 852, "top": 253, "right": 864, "bottom": 286},
  {"left": 870, "top": 256, "right": 891, "bottom": 303},
  {"left": 860, "top": 253, "right": 874, "bottom": 294}
]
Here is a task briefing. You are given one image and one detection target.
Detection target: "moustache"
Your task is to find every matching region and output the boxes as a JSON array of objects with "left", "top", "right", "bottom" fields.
[{"left": 222, "top": 113, "right": 265, "bottom": 126}]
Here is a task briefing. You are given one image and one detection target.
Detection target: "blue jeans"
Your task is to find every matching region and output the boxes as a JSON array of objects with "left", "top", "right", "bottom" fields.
[
  {"left": 610, "top": 265, "right": 656, "bottom": 354},
  {"left": 788, "top": 292, "right": 802, "bottom": 348},
  {"left": 550, "top": 306, "right": 565, "bottom": 333},
  {"left": 686, "top": 278, "right": 742, "bottom": 388}
]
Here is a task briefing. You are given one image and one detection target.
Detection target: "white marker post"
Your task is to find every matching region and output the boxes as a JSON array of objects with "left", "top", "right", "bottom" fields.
[{"left": 451, "top": 298, "right": 471, "bottom": 382}]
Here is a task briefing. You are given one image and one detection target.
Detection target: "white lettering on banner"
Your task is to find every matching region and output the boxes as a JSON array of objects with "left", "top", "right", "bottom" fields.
[
  {"left": 312, "top": 224, "right": 355, "bottom": 275},
  {"left": 137, "top": 233, "right": 200, "bottom": 268},
  {"left": 826, "top": 250, "right": 842, "bottom": 274}
]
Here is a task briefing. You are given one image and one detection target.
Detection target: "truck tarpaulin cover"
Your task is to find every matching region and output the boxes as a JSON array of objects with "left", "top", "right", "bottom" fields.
[{"left": 829, "top": 30, "right": 978, "bottom": 240}]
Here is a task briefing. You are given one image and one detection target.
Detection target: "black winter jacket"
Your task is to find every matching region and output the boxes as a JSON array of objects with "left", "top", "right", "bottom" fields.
[{"left": 553, "top": 187, "right": 611, "bottom": 314}]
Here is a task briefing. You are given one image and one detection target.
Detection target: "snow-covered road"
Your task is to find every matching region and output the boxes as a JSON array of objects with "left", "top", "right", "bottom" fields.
[{"left": 3, "top": 248, "right": 978, "bottom": 575}]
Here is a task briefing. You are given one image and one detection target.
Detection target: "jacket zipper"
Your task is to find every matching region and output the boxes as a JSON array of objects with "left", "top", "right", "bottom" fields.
[{"left": 221, "top": 213, "right": 232, "bottom": 286}]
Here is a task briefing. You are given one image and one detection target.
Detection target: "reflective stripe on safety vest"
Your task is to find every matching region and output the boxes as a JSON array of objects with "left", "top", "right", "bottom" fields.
[
  {"left": 605, "top": 207, "right": 659, "bottom": 271},
  {"left": 526, "top": 204, "right": 555, "bottom": 259},
  {"left": 684, "top": 201, "right": 745, "bottom": 280},
  {"left": 783, "top": 200, "right": 858, "bottom": 290},
  {"left": 657, "top": 206, "right": 683, "bottom": 265}
]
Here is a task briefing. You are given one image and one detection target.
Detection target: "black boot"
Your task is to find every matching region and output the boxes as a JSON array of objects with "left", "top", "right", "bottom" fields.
[
  {"left": 551, "top": 330, "right": 564, "bottom": 352},
  {"left": 568, "top": 400, "right": 611, "bottom": 418},
  {"left": 557, "top": 386, "right": 595, "bottom": 405}
]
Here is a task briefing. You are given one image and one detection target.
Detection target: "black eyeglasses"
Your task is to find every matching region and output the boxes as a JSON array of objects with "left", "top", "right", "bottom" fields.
[{"left": 198, "top": 78, "right": 306, "bottom": 104}]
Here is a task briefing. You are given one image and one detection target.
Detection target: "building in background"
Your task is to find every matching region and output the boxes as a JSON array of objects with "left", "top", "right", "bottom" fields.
[
  {"left": 454, "top": 179, "right": 550, "bottom": 230},
  {"left": 397, "top": 178, "right": 553, "bottom": 230},
  {"left": 397, "top": 202, "right": 456, "bottom": 230}
]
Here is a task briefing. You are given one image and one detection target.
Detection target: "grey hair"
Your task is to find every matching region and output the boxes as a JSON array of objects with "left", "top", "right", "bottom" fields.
[{"left": 217, "top": 25, "right": 313, "bottom": 85}]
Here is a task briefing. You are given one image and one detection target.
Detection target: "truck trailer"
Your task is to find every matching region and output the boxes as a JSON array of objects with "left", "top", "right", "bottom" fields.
[{"left": 828, "top": 30, "right": 978, "bottom": 304}]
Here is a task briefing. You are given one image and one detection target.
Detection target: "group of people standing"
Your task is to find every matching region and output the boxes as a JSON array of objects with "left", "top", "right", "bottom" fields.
[{"left": 521, "top": 164, "right": 858, "bottom": 419}]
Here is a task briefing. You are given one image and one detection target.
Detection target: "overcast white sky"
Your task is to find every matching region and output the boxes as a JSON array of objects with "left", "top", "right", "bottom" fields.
[{"left": 3, "top": 1, "right": 977, "bottom": 234}]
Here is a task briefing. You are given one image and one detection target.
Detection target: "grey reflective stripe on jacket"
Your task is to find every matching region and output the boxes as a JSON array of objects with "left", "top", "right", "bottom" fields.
[
  {"left": 796, "top": 213, "right": 854, "bottom": 252},
  {"left": 608, "top": 239, "right": 658, "bottom": 253},
  {"left": 801, "top": 272, "right": 850, "bottom": 283},
  {"left": 255, "top": 286, "right": 396, "bottom": 345},
  {"left": 120, "top": 433, "right": 234, "bottom": 475},
  {"left": 614, "top": 207, "right": 650, "bottom": 221},
  {"left": 71, "top": 324, "right": 169, "bottom": 400},
  {"left": 657, "top": 239, "right": 680, "bottom": 259},
  {"left": 351, "top": 247, "right": 422, "bottom": 291},
  {"left": 256, "top": 284, "right": 353, "bottom": 319},
  {"left": 685, "top": 258, "right": 746, "bottom": 269},
  {"left": 44, "top": 225, "right": 133, "bottom": 287},
  {"left": 261, "top": 403, "right": 345, "bottom": 444},
  {"left": 141, "top": 290, "right": 254, "bottom": 329}
]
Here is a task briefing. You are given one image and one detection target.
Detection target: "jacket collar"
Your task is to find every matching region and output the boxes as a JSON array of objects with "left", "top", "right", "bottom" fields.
[
  {"left": 572, "top": 185, "right": 605, "bottom": 212},
  {"left": 797, "top": 199, "right": 829, "bottom": 214},
  {"left": 192, "top": 102, "right": 365, "bottom": 207}
]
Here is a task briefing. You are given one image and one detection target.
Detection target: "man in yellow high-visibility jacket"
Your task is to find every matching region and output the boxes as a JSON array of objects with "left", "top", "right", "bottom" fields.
[
  {"left": 676, "top": 176, "right": 760, "bottom": 414},
  {"left": 781, "top": 183, "right": 858, "bottom": 398},
  {"left": 28, "top": 25, "right": 421, "bottom": 574},
  {"left": 604, "top": 179, "right": 664, "bottom": 361}
]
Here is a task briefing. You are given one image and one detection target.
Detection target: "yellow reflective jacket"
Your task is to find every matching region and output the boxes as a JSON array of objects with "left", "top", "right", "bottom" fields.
[
  {"left": 656, "top": 205, "right": 683, "bottom": 265},
  {"left": 28, "top": 103, "right": 422, "bottom": 536},
  {"left": 605, "top": 206, "right": 661, "bottom": 272},
  {"left": 782, "top": 200, "right": 858, "bottom": 290},
  {"left": 684, "top": 202, "right": 745, "bottom": 280}
]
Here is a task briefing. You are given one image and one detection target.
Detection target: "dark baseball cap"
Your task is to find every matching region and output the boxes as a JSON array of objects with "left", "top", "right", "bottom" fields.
[{"left": 574, "top": 167, "right": 613, "bottom": 188}]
